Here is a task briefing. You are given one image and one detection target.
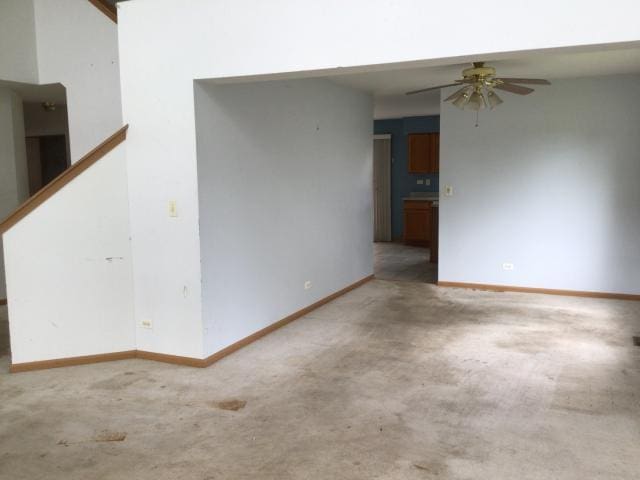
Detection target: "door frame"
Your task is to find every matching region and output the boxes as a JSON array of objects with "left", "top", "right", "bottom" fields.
[{"left": 373, "top": 134, "right": 392, "bottom": 242}]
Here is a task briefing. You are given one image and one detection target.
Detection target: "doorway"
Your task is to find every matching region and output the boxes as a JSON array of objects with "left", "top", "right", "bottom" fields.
[
  {"left": 372, "top": 129, "right": 438, "bottom": 285},
  {"left": 373, "top": 134, "right": 391, "bottom": 242},
  {"left": 25, "top": 135, "right": 69, "bottom": 195}
]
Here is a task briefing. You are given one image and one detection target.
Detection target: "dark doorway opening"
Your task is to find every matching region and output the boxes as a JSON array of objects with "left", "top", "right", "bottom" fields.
[{"left": 26, "top": 135, "right": 70, "bottom": 195}]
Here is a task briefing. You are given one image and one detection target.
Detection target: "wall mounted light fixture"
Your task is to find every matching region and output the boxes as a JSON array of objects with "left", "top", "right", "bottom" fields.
[{"left": 42, "top": 102, "right": 57, "bottom": 112}]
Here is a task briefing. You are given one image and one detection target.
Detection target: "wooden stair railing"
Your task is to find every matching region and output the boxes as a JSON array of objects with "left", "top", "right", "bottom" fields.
[
  {"left": 88, "top": 0, "right": 118, "bottom": 23},
  {"left": 0, "top": 125, "right": 129, "bottom": 235}
]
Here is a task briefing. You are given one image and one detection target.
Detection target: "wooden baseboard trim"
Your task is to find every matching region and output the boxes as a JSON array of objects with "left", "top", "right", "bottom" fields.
[
  {"left": 9, "top": 275, "right": 375, "bottom": 373},
  {"left": 9, "top": 350, "right": 136, "bottom": 373},
  {"left": 437, "top": 281, "right": 640, "bottom": 301},
  {"left": 0, "top": 299, "right": 6, "bottom": 306},
  {"left": 201, "top": 274, "right": 374, "bottom": 367},
  {"left": 135, "top": 350, "right": 206, "bottom": 368}
]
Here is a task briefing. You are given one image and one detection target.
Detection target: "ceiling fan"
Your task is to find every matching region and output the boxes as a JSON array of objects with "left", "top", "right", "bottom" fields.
[{"left": 406, "top": 62, "right": 551, "bottom": 111}]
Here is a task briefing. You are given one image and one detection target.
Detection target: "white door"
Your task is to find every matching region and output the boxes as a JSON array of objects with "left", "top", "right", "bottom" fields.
[{"left": 373, "top": 135, "right": 392, "bottom": 242}]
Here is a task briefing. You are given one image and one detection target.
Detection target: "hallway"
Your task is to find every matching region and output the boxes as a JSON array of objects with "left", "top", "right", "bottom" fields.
[{"left": 374, "top": 242, "right": 437, "bottom": 284}]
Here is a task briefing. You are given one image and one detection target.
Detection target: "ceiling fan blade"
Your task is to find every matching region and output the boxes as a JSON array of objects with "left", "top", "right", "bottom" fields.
[
  {"left": 494, "top": 77, "right": 551, "bottom": 85},
  {"left": 405, "top": 83, "right": 464, "bottom": 95},
  {"left": 494, "top": 82, "right": 535, "bottom": 95},
  {"left": 443, "top": 86, "right": 469, "bottom": 102}
]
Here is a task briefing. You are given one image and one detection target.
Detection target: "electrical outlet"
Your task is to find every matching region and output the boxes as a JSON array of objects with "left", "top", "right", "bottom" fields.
[
  {"left": 168, "top": 200, "right": 178, "bottom": 217},
  {"left": 417, "top": 179, "right": 424, "bottom": 185},
  {"left": 141, "top": 319, "right": 153, "bottom": 329},
  {"left": 502, "top": 263, "right": 515, "bottom": 271},
  {"left": 304, "top": 281, "right": 312, "bottom": 290},
  {"left": 424, "top": 178, "right": 431, "bottom": 186}
]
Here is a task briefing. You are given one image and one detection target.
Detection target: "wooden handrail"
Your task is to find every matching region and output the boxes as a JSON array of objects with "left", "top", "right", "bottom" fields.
[
  {"left": 0, "top": 125, "right": 129, "bottom": 235},
  {"left": 88, "top": 0, "right": 117, "bottom": 23}
]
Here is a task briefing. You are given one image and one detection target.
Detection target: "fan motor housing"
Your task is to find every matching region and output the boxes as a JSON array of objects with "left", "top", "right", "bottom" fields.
[{"left": 462, "top": 65, "right": 496, "bottom": 79}]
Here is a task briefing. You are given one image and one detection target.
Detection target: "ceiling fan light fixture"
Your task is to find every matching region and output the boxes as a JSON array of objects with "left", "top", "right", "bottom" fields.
[
  {"left": 466, "top": 90, "right": 486, "bottom": 111},
  {"left": 487, "top": 90, "right": 503, "bottom": 109},
  {"left": 444, "top": 86, "right": 467, "bottom": 103},
  {"left": 451, "top": 88, "right": 472, "bottom": 109},
  {"left": 404, "top": 62, "right": 550, "bottom": 120}
]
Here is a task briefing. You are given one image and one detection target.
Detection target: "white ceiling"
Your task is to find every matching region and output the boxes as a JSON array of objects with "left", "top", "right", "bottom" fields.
[{"left": 329, "top": 45, "right": 640, "bottom": 119}]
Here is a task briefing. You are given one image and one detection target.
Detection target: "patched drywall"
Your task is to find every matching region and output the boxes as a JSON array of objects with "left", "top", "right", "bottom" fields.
[{"left": 4, "top": 144, "right": 134, "bottom": 364}]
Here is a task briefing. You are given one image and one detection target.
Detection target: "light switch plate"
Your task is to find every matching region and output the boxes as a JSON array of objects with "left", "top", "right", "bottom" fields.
[
  {"left": 168, "top": 200, "right": 178, "bottom": 217},
  {"left": 444, "top": 185, "right": 453, "bottom": 196},
  {"left": 417, "top": 179, "right": 424, "bottom": 185}
]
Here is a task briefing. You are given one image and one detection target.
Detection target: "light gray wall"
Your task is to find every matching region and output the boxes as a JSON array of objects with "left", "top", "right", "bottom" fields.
[
  {"left": 33, "top": 0, "right": 122, "bottom": 161},
  {"left": 439, "top": 74, "right": 640, "bottom": 295},
  {"left": 195, "top": 78, "right": 373, "bottom": 356},
  {"left": 0, "top": 88, "right": 29, "bottom": 300},
  {"left": 0, "top": 0, "right": 39, "bottom": 83}
]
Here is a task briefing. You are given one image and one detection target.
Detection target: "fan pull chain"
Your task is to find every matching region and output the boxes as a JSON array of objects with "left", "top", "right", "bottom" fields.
[{"left": 475, "top": 110, "right": 479, "bottom": 128}]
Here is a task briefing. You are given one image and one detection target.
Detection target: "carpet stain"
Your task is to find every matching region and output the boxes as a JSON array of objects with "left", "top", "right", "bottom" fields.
[
  {"left": 212, "top": 399, "right": 247, "bottom": 411},
  {"left": 413, "top": 461, "right": 447, "bottom": 475},
  {"left": 94, "top": 431, "right": 127, "bottom": 442}
]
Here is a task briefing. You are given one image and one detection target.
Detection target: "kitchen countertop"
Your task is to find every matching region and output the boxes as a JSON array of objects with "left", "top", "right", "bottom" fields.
[{"left": 403, "top": 197, "right": 439, "bottom": 206}]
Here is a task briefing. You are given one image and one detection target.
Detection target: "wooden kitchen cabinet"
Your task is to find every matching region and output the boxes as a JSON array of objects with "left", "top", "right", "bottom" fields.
[
  {"left": 408, "top": 133, "right": 439, "bottom": 173},
  {"left": 403, "top": 200, "right": 432, "bottom": 246}
]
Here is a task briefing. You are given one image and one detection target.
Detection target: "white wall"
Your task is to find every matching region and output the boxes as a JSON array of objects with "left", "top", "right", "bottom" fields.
[
  {"left": 0, "top": 1, "right": 126, "bottom": 364},
  {"left": 194, "top": 79, "right": 373, "bottom": 356},
  {"left": 0, "top": 88, "right": 29, "bottom": 300},
  {"left": 118, "top": 0, "right": 640, "bottom": 361},
  {"left": 439, "top": 75, "right": 640, "bottom": 295},
  {"left": 374, "top": 92, "right": 440, "bottom": 120},
  {"left": 0, "top": 0, "right": 120, "bottom": 160},
  {"left": 4, "top": 144, "right": 135, "bottom": 364},
  {"left": 0, "top": 0, "right": 39, "bottom": 84},
  {"left": 33, "top": 0, "right": 122, "bottom": 161}
]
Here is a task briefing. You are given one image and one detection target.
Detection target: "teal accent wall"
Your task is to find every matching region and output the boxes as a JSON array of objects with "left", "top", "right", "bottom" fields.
[{"left": 374, "top": 115, "right": 439, "bottom": 239}]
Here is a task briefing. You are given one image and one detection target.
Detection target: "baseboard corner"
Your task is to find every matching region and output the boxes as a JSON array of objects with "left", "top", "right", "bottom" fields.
[
  {"left": 135, "top": 350, "right": 207, "bottom": 368},
  {"left": 8, "top": 275, "right": 375, "bottom": 373}
]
